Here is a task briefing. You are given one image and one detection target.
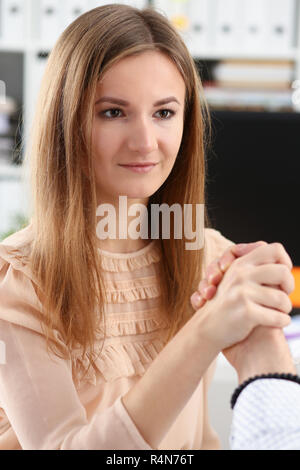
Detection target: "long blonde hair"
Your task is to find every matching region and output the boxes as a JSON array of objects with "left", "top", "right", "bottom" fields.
[{"left": 25, "top": 4, "right": 211, "bottom": 370}]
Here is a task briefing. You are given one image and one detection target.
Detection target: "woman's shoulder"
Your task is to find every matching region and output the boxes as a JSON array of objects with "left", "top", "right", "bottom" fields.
[
  {"left": 0, "top": 223, "right": 46, "bottom": 333},
  {"left": 0, "top": 223, "right": 34, "bottom": 275},
  {"left": 0, "top": 221, "right": 34, "bottom": 250}
]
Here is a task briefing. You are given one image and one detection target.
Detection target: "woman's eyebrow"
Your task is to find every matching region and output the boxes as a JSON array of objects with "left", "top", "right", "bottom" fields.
[{"left": 95, "top": 96, "right": 181, "bottom": 106}]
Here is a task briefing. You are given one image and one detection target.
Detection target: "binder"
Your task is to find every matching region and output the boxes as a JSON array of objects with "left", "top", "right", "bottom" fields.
[
  {"left": 40, "top": 0, "right": 63, "bottom": 46},
  {"left": 153, "top": 1, "right": 187, "bottom": 23},
  {"left": 266, "top": 0, "right": 296, "bottom": 51},
  {"left": 24, "top": 51, "right": 49, "bottom": 143},
  {"left": 62, "top": 1, "right": 89, "bottom": 30},
  {"left": 0, "top": 80, "right": 5, "bottom": 105},
  {"left": 88, "top": 0, "right": 122, "bottom": 8},
  {"left": 88, "top": 1, "right": 148, "bottom": 11},
  {"left": 185, "top": 0, "right": 211, "bottom": 57},
  {"left": 242, "top": 0, "right": 268, "bottom": 52},
  {"left": 1, "top": 0, "right": 25, "bottom": 44},
  {"left": 121, "top": 0, "right": 148, "bottom": 8},
  {"left": 215, "top": 0, "right": 243, "bottom": 51},
  {"left": 154, "top": 0, "right": 190, "bottom": 38}
]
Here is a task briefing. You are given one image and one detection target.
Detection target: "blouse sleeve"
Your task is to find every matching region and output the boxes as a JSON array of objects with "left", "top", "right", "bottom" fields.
[
  {"left": 0, "top": 248, "right": 152, "bottom": 450},
  {"left": 230, "top": 379, "right": 300, "bottom": 450}
]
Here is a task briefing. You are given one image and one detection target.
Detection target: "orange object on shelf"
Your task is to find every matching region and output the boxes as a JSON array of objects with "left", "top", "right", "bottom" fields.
[
  {"left": 290, "top": 267, "right": 300, "bottom": 308},
  {"left": 171, "top": 15, "right": 189, "bottom": 31}
]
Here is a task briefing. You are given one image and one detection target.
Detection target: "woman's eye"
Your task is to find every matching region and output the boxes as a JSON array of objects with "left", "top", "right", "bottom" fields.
[
  {"left": 99, "top": 108, "right": 175, "bottom": 120},
  {"left": 156, "top": 109, "right": 175, "bottom": 119},
  {"left": 101, "top": 108, "right": 123, "bottom": 119}
]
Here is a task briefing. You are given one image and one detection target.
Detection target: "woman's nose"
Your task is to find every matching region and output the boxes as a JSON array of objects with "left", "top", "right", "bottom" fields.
[{"left": 127, "top": 118, "right": 158, "bottom": 154}]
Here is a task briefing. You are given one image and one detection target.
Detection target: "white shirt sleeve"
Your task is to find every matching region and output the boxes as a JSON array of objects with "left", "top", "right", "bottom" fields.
[
  {"left": 230, "top": 378, "right": 300, "bottom": 450},
  {"left": 0, "top": 319, "right": 152, "bottom": 450}
]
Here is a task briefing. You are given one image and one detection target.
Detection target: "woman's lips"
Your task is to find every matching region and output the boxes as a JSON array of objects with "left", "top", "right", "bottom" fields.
[{"left": 119, "top": 164, "right": 157, "bottom": 173}]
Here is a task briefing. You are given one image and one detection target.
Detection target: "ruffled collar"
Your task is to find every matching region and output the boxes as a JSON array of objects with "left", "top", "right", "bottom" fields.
[{"left": 98, "top": 239, "right": 161, "bottom": 272}]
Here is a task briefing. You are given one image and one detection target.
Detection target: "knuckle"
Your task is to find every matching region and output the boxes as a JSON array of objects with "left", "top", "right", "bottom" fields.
[
  {"left": 235, "top": 285, "right": 250, "bottom": 305},
  {"left": 198, "top": 279, "right": 206, "bottom": 290},
  {"left": 282, "top": 298, "right": 293, "bottom": 314},
  {"left": 286, "top": 296, "right": 293, "bottom": 313},
  {"left": 209, "top": 258, "right": 220, "bottom": 270},
  {"left": 274, "top": 291, "right": 291, "bottom": 313},
  {"left": 271, "top": 242, "right": 285, "bottom": 257},
  {"left": 241, "top": 299, "right": 253, "bottom": 324},
  {"left": 278, "top": 264, "right": 290, "bottom": 280},
  {"left": 289, "top": 274, "right": 296, "bottom": 294},
  {"left": 228, "top": 266, "right": 244, "bottom": 286},
  {"left": 279, "top": 265, "right": 295, "bottom": 293}
]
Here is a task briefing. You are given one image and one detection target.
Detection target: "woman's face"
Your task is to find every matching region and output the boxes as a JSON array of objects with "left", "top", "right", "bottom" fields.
[{"left": 91, "top": 50, "right": 186, "bottom": 204}]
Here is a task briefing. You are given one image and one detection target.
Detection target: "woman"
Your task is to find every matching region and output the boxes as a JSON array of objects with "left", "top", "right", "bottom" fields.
[{"left": 0, "top": 4, "right": 293, "bottom": 450}]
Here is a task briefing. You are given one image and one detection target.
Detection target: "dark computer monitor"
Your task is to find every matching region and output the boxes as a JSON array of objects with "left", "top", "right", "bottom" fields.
[{"left": 206, "top": 110, "right": 300, "bottom": 275}]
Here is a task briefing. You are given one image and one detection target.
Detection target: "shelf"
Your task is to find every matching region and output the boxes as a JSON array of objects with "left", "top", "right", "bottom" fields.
[
  {"left": 210, "top": 109, "right": 300, "bottom": 120},
  {"left": 193, "top": 49, "right": 299, "bottom": 61},
  {"left": 0, "top": 43, "right": 26, "bottom": 53},
  {"left": 1, "top": 43, "right": 299, "bottom": 61},
  {"left": 0, "top": 161, "right": 23, "bottom": 181}
]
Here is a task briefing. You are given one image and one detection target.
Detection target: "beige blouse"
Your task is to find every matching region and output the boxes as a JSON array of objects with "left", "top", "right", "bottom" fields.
[{"left": 0, "top": 224, "right": 233, "bottom": 450}]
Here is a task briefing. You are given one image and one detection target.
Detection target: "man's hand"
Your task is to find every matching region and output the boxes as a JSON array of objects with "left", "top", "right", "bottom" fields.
[
  {"left": 190, "top": 241, "right": 296, "bottom": 382},
  {"left": 225, "top": 326, "right": 296, "bottom": 384}
]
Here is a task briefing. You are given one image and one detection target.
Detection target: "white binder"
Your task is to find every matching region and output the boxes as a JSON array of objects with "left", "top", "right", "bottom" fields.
[
  {"left": 24, "top": 51, "right": 49, "bottom": 143},
  {"left": 0, "top": 80, "right": 5, "bottom": 105},
  {"left": 88, "top": 0, "right": 123, "bottom": 8},
  {"left": 153, "top": 0, "right": 191, "bottom": 44},
  {"left": 40, "top": 0, "right": 63, "bottom": 46},
  {"left": 185, "top": 0, "right": 211, "bottom": 57},
  {"left": 1, "top": 0, "right": 25, "bottom": 44},
  {"left": 121, "top": 0, "right": 148, "bottom": 8},
  {"left": 215, "top": 0, "right": 243, "bottom": 51},
  {"left": 242, "top": 0, "right": 268, "bottom": 52},
  {"left": 266, "top": 0, "right": 296, "bottom": 51},
  {"left": 87, "top": 1, "right": 148, "bottom": 14},
  {"left": 62, "top": 1, "right": 89, "bottom": 30},
  {"left": 153, "top": 1, "right": 188, "bottom": 23}
]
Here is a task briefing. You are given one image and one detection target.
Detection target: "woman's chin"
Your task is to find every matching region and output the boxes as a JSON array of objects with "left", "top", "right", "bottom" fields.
[{"left": 119, "top": 188, "right": 159, "bottom": 200}]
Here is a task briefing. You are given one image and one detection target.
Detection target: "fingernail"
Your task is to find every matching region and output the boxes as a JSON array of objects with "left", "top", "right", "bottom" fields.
[
  {"left": 191, "top": 292, "right": 202, "bottom": 307},
  {"left": 219, "top": 261, "right": 229, "bottom": 272},
  {"left": 203, "top": 287, "right": 210, "bottom": 297}
]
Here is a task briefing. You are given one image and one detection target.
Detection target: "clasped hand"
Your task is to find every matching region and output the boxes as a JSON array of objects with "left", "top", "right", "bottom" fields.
[{"left": 190, "top": 241, "right": 295, "bottom": 374}]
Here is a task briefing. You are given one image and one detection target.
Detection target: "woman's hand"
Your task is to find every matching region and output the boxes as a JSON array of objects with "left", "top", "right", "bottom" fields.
[
  {"left": 191, "top": 242, "right": 294, "bottom": 352},
  {"left": 190, "top": 242, "right": 266, "bottom": 310}
]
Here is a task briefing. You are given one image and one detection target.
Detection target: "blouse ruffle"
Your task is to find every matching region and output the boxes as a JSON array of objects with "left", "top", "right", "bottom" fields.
[
  {"left": 98, "top": 241, "right": 161, "bottom": 272},
  {"left": 71, "top": 336, "right": 168, "bottom": 386}
]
